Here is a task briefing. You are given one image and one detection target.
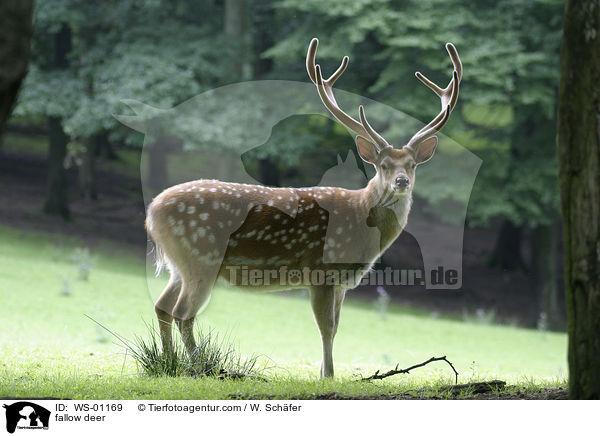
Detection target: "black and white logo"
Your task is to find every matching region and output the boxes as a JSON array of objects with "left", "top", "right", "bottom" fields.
[{"left": 3, "top": 402, "right": 50, "bottom": 433}]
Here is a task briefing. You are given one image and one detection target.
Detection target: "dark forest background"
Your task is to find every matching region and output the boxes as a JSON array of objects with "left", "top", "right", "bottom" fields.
[{"left": 0, "top": 0, "right": 566, "bottom": 329}]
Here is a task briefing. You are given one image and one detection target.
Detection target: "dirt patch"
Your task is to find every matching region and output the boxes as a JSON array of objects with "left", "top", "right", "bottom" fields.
[
  {"left": 230, "top": 387, "right": 568, "bottom": 400},
  {"left": 0, "top": 150, "right": 148, "bottom": 258},
  {"left": 314, "top": 387, "right": 568, "bottom": 400}
]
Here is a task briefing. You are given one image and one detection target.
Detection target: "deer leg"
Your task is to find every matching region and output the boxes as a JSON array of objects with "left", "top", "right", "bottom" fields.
[
  {"left": 154, "top": 273, "right": 181, "bottom": 352},
  {"left": 310, "top": 286, "right": 336, "bottom": 378},
  {"left": 175, "top": 316, "right": 197, "bottom": 356},
  {"left": 172, "top": 276, "right": 213, "bottom": 357},
  {"left": 333, "top": 288, "right": 346, "bottom": 338},
  {"left": 155, "top": 307, "right": 174, "bottom": 352}
]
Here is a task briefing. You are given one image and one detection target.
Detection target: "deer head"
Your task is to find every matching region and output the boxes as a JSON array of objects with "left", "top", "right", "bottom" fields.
[{"left": 306, "top": 38, "right": 462, "bottom": 206}]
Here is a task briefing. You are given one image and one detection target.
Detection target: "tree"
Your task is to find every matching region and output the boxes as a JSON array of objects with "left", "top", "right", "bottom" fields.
[
  {"left": 557, "top": 0, "right": 600, "bottom": 399},
  {"left": 225, "top": 0, "right": 249, "bottom": 80},
  {"left": 16, "top": 0, "right": 226, "bottom": 207},
  {"left": 44, "top": 23, "right": 72, "bottom": 219},
  {"left": 0, "top": 0, "right": 33, "bottom": 137}
]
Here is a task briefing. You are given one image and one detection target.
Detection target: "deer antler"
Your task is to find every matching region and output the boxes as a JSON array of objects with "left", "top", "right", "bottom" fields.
[
  {"left": 406, "top": 43, "right": 462, "bottom": 150},
  {"left": 306, "top": 38, "right": 390, "bottom": 150}
]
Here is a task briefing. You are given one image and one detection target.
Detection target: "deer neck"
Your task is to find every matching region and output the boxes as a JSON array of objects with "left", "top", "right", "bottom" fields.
[{"left": 359, "top": 173, "right": 413, "bottom": 250}]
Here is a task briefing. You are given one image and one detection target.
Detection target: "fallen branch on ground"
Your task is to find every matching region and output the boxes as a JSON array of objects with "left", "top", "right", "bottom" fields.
[{"left": 361, "top": 356, "right": 459, "bottom": 383}]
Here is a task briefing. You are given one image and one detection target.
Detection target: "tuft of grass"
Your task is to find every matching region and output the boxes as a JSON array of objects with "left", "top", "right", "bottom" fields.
[
  {"left": 184, "top": 329, "right": 264, "bottom": 379},
  {"left": 462, "top": 308, "right": 497, "bottom": 325},
  {"left": 58, "top": 275, "right": 73, "bottom": 296},
  {"left": 70, "top": 247, "right": 95, "bottom": 281},
  {"left": 92, "top": 318, "right": 265, "bottom": 380},
  {"left": 130, "top": 327, "right": 186, "bottom": 378}
]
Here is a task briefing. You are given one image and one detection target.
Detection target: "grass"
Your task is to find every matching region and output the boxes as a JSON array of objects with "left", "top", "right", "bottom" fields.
[
  {"left": 100, "top": 321, "right": 265, "bottom": 379},
  {"left": 0, "top": 225, "right": 568, "bottom": 399}
]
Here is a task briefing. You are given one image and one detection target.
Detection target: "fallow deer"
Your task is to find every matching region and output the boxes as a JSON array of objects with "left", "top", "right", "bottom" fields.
[{"left": 145, "top": 38, "right": 462, "bottom": 378}]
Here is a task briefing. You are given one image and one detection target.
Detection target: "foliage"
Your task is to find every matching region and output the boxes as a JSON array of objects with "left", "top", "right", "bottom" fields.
[
  {"left": 265, "top": 0, "right": 564, "bottom": 227},
  {"left": 15, "top": 0, "right": 227, "bottom": 142},
  {"left": 13, "top": 0, "right": 564, "bottom": 227}
]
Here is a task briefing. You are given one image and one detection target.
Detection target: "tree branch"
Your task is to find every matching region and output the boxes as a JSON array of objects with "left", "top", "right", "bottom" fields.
[{"left": 361, "top": 356, "right": 458, "bottom": 384}]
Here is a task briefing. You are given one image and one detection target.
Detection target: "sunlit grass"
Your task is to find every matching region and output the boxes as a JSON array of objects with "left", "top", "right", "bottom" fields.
[{"left": 0, "top": 225, "right": 567, "bottom": 399}]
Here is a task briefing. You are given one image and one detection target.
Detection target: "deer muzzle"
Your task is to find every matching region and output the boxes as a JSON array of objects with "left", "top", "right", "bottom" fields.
[{"left": 395, "top": 176, "right": 410, "bottom": 191}]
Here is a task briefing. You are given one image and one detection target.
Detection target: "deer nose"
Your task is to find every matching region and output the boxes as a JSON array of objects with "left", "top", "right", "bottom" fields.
[{"left": 395, "top": 176, "right": 410, "bottom": 189}]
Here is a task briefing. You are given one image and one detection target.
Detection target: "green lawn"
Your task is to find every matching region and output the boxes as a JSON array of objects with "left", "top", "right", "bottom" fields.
[{"left": 0, "top": 225, "right": 567, "bottom": 399}]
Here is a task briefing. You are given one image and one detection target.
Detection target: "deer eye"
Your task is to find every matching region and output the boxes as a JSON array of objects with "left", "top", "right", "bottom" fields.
[
  {"left": 410, "top": 163, "right": 417, "bottom": 170},
  {"left": 381, "top": 163, "right": 390, "bottom": 171}
]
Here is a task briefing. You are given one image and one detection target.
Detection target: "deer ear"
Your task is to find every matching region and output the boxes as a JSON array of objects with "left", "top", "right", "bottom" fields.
[
  {"left": 355, "top": 136, "right": 379, "bottom": 164},
  {"left": 414, "top": 136, "right": 438, "bottom": 164}
]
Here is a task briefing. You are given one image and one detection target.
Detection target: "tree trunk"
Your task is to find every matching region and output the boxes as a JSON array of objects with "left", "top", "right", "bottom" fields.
[
  {"left": 488, "top": 219, "right": 527, "bottom": 271},
  {"left": 557, "top": 0, "right": 600, "bottom": 399},
  {"left": 44, "top": 23, "right": 71, "bottom": 219},
  {"left": 251, "top": 1, "right": 274, "bottom": 79},
  {"left": 95, "top": 131, "right": 118, "bottom": 160},
  {"left": 531, "top": 219, "right": 562, "bottom": 330},
  {"left": 0, "top": 0, "right": 33, "bottom": 135},
  {"left": 44, "top": 116, "right": 70, "bottom": 219},
  {"left": 224, "top": 0, "right": 247, "bottom": 80},
  {"left": 79, "top": 136, "right": 98, "bottom": 201}
]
